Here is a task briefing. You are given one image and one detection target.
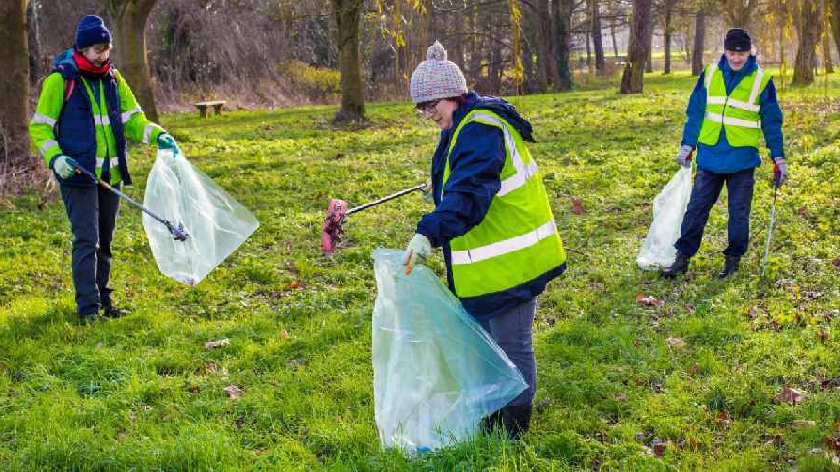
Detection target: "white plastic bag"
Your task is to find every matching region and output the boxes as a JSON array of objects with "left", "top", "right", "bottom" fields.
[
  {"left": 142, "top": 150, "right": 259, "bottom": 285},
  {"left": 372, "top": 249, "right": 527, "bottom": 453},
  {"left": 637, "top": 166, "right": 693, "bottom": 270}
]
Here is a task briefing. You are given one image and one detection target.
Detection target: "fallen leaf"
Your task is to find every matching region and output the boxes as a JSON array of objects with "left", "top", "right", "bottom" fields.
[
  {"left": 684, "top": 304, "right": 695, "bottom": 314},
  {"left": 204, "top": 338, "right": 230, "bottom": 349},
  {"left": 615, "top": 392, "right": 628, "bottom": 401},
  {"left": 188, "top": 385, "right": 201, "bottom": 393},
  {"left": 666, "top": 337, "right": 685, "bottom": 347},
  {"left": 536, "top": 398, "right": 551, "bottom": 413},
  {"left": 636, "top": 293, "right": 665, "bottom": 307},
  {"left": 653, "top": 442, "right": 667, "bottom": 457},
  {"left": 794, "top": 420, "right": 816, "bottom": 428},
  {"left": 747, "top": 306, "right": 759, "bottom": 318},
  {"left": 715, "top": 409, "right": 732, "bottom": 426},
  {"left": 205, "top": 362, "right": 219, "bottom": 374},
  {"left": 223, "top": 385, "right": 243, "bottom": 400},
  {"left": 818, "top": 328, "right": 830, "bottom": 343},
  {"left": 774, "top": 386, "right": 805, "bottom": 405},
  {"left": 280, "top": 329, "right": 289, "bottom": 339},
  {"left": 797, "top": 206, "right": 809, "bottom": 218},
  {"left": 825, "top": 436, "right": 840, "bottom": 452},
  {"left": 289, "top": 280, "right": 302, "bottom": 289},
  {"left": 833, "top": 259, "right": 840, "bottom": 270},
  {"left": 571, "top": 198, "right": 585, "bottom": 215}
]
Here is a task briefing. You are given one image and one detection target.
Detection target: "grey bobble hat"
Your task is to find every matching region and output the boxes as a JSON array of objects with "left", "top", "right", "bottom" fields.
[{"left": 410, "top": 41, "right": 468, "bottom": 104}]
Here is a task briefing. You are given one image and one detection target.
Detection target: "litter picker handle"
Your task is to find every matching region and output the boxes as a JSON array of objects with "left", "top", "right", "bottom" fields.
[
  {"left": 346, "top": 183, "right": 427, "bottom": 216},
  {"left": 72, "top": 165, "right": 173, "bottom": 228}
]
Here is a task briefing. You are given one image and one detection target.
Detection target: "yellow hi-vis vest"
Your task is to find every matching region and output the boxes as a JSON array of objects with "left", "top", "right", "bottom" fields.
[
  {"left": 442, "top": 110, "right": 566, "bottom": 299},
  {"left": 698, "top": 62, "right": 771, "bottom": 149}
]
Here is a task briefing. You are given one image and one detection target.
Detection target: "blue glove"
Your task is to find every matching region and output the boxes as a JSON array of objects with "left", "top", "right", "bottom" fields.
[
  {"left": 402, "top": 233, "right": 431, "bottom": 268},
  {"left": 157, "top": 133, "right": 181, "bottom": 154},
  {"left": 51, "top": 155, "right": 79, "bottom": 180}
]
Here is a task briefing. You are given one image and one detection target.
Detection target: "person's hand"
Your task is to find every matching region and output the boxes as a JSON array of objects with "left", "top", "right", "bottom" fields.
[
  {"left": 402, "top": 233, "right": 431, "bottom": 270},
  {"left": 421, "top": 179, "right": 434, "bottom": 204},
  {"left": 51, "top": 155, "right": 79, "bottom": 180},
  {"left": 773, "top": 157, "right": 788, "bottom": 188},
  {"left": 676, "top": 144, "right": 693, "bottom": 167},
  {"left": 157, "top": 133, "right": 181, "bottom": 154}
]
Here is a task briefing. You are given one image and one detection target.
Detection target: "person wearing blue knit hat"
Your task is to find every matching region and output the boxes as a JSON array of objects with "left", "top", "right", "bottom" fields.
[{"left": 29, "top": 15, "right": 182, "bottom": 323}]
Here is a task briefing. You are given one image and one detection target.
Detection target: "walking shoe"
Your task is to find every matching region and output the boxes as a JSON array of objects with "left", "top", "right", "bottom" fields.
[
  {"left": 101, "top": 305, "right": 130, "bottom": 318},
  {"left": 79, "top": 312, "right": 99, "bottom": 324},
  {"left": 501, "top": 405, "right": 533, "bottom": 440},
  {"left": 717, "top": 255, "right": 741, "bottom": 279},
  {"left": 661, "top": 252, "right": 691, "bottom": 278}
]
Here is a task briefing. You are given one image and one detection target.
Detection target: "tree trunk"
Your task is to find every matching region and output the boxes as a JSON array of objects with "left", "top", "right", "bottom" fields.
[
  {"left": 645, "top": 26, "right": 653, "bottom": 73},
  {"left": 663, "top": 0, "right": 675, "bottom": 74},
  {"left": 105, "top": 0, "right": 159, "bottom": 123},
  {"left": 553, "top": 0, "right": 573, "bottom": 90},
  {"left": 691, "top": 8, "right": 705, "bottom": 76},
  {"left": 620, "top": 0, "right": 652, "bottom": 94},
  {"left": 825, "top": 29, "right": 835, "bottom": 74},
  {"left": 793, "top": 0, "right": 824, "bottom": 85},
  {"left": 832, "top": 0, "right": 840, "bottom": 63},
  {"left": 0, "top": 0, "right": 31, "bottom": 168},
  {"left": 826, "top": 0, "right": 835, "bottom": 73},
  {"left": 589, "top": 0, "right": 605, "bottom": 75},
  {"left": 330, "top": 0, "right": 364, "bottom": 121},
  {"left": 585, "top": 29, "right": 593, "bottom": 73},
  {"left": 538, "top": 0, "right": 560, "bottom": 90},
  {"left": 611, "top": 22, "right": 620, "bottom": 58}
]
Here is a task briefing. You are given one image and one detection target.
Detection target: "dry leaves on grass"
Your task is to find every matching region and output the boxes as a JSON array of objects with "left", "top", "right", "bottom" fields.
[
  {"left": 636, "top": 293, "right": 665, "bottom": 307},
  {"left": 774, "top": 386, "right": 805, "bottom": 405},
  {"left": 571, "top": 198, "right": 585, "bottom": 215},
  {"left": 223, "top": 385, "right": 243, "bottom": 400},
  {"left": 204, "top": 338, "right": 230, "bottom": 349},
  {"left": 665, "top": 337, "right": 685, "bottom": 347}
]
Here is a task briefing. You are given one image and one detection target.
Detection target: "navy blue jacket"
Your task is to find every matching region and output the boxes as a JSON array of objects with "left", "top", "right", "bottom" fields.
[
  {"left": 416, "top": 92, "right": 566, "bottom": 321},
  {"left": 681, "top": 55, "right": 784, "bottom": 173},
  {"left": 53, "top": 48, "right": 131, "bottom": 187}
]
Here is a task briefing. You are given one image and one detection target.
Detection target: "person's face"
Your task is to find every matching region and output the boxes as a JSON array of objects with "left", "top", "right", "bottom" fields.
[
  {"left": 416, "top": 98, "right": 459, "bottom": 130},
  {"left": 725, "top": 50, "right": 750, "bottom": 71},
  {"left": 83, "top": 45, "right": 111, "bottom": 67}
]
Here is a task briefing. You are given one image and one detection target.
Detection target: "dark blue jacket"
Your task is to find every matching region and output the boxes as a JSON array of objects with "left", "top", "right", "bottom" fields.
[
  {"left": 416, "top": 92, "right": 566, "bottom": 321},
  {"left": 681, "top": 55, "right": 784, "bottom": 173},
  {"left": 53, "top": 48, "right": 131, "bottom": 187}
]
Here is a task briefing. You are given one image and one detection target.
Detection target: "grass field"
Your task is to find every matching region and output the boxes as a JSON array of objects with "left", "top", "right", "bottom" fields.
[{"left": 0, "top": 71, "right": 838, "bottom": 470}]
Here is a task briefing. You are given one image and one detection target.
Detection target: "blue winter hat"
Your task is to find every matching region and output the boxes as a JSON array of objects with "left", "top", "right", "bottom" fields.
[{"left": 75, "top": 15, "right": 112, "bottom": 50}]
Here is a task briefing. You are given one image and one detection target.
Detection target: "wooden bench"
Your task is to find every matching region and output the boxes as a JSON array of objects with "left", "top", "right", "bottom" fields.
[{"left": 194, "top": 100, "right": 226, "bottom": 118}]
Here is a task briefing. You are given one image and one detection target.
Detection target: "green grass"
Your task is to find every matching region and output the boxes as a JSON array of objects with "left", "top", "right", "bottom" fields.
[{"left": 0, "top": 71, "right": 838, "bottom": 469}]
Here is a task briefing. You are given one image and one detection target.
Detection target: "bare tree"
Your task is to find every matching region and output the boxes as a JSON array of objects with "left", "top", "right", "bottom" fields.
[
  {"left": 692, "top": 7, "right": 706, "bottom": 75},
  {"left": 663, "top": 0, "right": 676, "bottom": 73},
  {"left": 104, "top": 0, "right": 159, "bottom": 122},
  {"left": 792, "top": 0, "right": 823, "bottom": 85},
  {"left": 620, "top": 0, "right": 652, "bottom": 93},
  {"left": 718, "top": 0, "right": 755, "bottom": 29},
  {"left": 588, "top": 0, "right": 606, "bottom": 75},
  {"left": 554, "top": 0, "right": 574, "bottom": 90},
  {"left": 330, "top": 0, "right": 365, "bottom": 121},
  {"left": 0, "top": 0, "right": 31, "bottom": 169}
]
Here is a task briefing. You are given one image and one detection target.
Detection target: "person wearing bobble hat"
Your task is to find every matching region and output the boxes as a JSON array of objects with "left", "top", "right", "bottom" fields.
[
  {"left": 403, "top": 41, "right": 567, "bottom": 439},
  {"left": 663, "top": 28, "right": 787, "bottom": 279},
  {"left": 29, "top": 15, "right": 182, "bottom": 323}
]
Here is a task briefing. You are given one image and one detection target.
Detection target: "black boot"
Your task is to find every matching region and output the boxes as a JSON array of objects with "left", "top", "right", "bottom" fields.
[
  {"left": 500, "top": 405, "right": 532, "bottom": 440},
  {"left": 101, "top": 304, "right": 130, "bottom": 318},
  {"left": 480, "top": 409, "right": 505, "bottom": 436},
  {"left": 661, "top": 252, "right": 691, "bottom": 279},
  {"left": 717, "top": 255, "right": 741, "bottom": 279}
]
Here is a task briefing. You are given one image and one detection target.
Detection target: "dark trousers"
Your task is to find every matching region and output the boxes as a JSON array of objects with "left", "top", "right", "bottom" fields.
[
  {"left": 675, "top": 167, "right": 755, "bottom": 258},
  {"left": 479, "top": 298, "right": 537, "bottom": 408},
  {"left": 59, "top": 183, "right": 121, "bottom": 316}
]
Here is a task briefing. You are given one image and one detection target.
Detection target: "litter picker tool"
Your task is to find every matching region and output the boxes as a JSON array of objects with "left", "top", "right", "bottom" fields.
[
  {"left": 72, "top": 164, "right": 190, "bottom": 242},
  {"left": 760, "top": 171, "right": 782, "bottom": 279},
  {"left": 322, "top": 183, "right": 427, "bottom": 255}
]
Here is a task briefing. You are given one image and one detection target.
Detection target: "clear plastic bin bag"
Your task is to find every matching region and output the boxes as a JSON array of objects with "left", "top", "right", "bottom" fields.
[
  {"left": 637, "top": 166, "right": 693, "bottom": 270},
  {"left": 142, "top": 150, "right": 259, "bottom": 285},
  {"left": 372, "top": 249, "right": 526, "bottom": 453}
]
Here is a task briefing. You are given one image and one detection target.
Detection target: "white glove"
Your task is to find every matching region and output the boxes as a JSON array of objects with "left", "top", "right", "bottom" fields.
[
  {"left": 676, "top": 145, "right": 693, "bottom": 167},
  {"left": 402, "top": 233, "right": 431, "bottom": 269}
]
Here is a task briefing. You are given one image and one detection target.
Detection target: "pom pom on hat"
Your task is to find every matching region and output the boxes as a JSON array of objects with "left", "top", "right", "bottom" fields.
[{"left": 410, "top": 41, "right": 467, "bottom": 104}]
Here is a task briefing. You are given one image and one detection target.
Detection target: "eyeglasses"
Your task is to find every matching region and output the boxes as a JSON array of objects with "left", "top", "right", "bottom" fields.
[{"left": 415, "top": 99, "right": 442, "bottom": 116}]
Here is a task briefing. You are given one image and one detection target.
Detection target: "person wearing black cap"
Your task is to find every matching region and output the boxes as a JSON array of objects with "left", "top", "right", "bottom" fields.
[
  {"left": 29, "top": 15, "right": 182, "bottom": 322},
  {"left": 662, "top": 28, "right": 787, "bottom": 279}
]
